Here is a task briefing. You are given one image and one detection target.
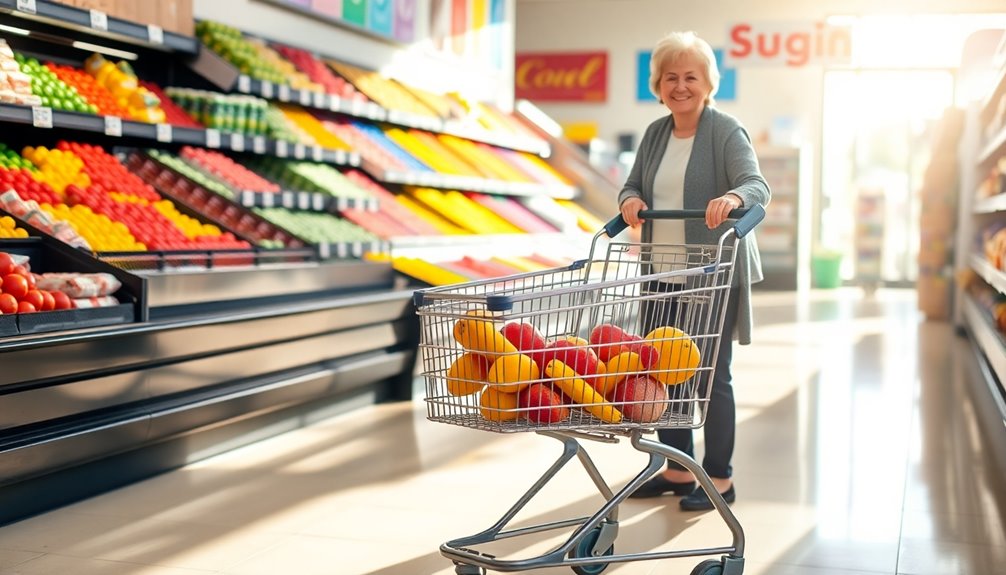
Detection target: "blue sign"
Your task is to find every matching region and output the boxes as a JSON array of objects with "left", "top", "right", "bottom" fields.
[{"left": 637, "top": 49, "right": 736, "bottom": 102}]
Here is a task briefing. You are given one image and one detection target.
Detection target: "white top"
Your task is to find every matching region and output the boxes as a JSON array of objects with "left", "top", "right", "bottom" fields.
[{"left": 650, "top": 134, "right": 693, "bottom": 247}]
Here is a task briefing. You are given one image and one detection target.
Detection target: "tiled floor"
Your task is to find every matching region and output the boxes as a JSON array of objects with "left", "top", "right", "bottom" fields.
[{"left": 1, "top": 288, "right": 1005, "bottom": 574}]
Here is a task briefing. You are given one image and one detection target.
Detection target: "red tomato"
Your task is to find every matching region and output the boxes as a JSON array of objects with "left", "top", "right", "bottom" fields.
[
  {"left": 0, "top": 293, "right": 16, "bottom": 314},
  {"left": 17, "top": 300, "right": 36, "bottom": 313},
  {"left": 2, "top": 274, "right": 28, "bottom": 300},
  {"left": 22, "top": 289, "right": 44, "bottom": 310},
  {"left": 40, "top": 290, "right": 55, "bottom": 312},
  {"left": 0, "top": 252, "right": 13, "bottom": 276},
  {"left": 51, "top": 290, "right": 72, "bottom": 310}
]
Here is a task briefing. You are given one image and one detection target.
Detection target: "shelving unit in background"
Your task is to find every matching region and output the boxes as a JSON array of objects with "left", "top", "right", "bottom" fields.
[{"left": 754, "top": 144, "right": 810, "bottom": 290}]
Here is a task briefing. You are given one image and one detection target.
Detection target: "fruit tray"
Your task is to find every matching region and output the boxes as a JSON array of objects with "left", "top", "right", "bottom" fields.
[{"left": 0, "top": 236, "right": 146, "bottom": 337}]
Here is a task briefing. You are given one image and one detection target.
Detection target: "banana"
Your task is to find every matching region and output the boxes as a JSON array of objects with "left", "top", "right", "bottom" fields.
[{"left": 545, "top": 359, "right": 622, "bottom": 424}]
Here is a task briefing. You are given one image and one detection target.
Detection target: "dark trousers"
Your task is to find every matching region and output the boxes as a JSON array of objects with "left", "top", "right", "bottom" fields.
[{"left": 641, "top": 283, "right": 740, "bottom": 479}]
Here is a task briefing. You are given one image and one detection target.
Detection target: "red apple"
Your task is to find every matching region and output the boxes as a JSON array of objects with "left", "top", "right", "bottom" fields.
[
  {"left": 540, "top": 338, "right": 600, "bottom": 378},
  {"left": 501, "top": 322, "right": 549, "bottom": 367},
  {"left": 590, "top": 323, "right": 640, "bottom": 362},
  {"left": 611, "top": 375, "right": 668, "bottom": 423},
  {"left": 518, "top": 383, "right": 569, "bottom": 424},
  {"left": 619, "top": 341, "right": 661, "bottom": 370}
]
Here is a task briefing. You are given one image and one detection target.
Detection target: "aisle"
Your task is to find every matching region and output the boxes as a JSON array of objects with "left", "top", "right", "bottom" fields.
[{"left": 1, "top": 289, "right": 1005, "bottom": 575}]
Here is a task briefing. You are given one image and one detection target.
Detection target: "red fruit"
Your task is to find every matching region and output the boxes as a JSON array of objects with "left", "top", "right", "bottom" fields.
[
  {"left": 0, "top": 293, "right": 16, "bottom": 314},
  {"left": 540, "top": 339, "right": 600, "bottom": 377},
  {"left": 501, "top": 322, "right": 549, "bottom": 366},
  {"left": 17, "top": 300, "right": 36, "bottom": 313},
  {"left": 611, "top": 376, "right": 668, "bottom": 423},
  {"left": 589, "top": 324, "right": 639, "bottom": 362},
  {"left": 22, "top": 289, "right": 44, "bottom": 311},
  {"left": 2, "top": 274, "right": 28, "bottom": 300},
  {"left": 619, "top": 341, "right": 661, "bottom": 370},
  {"left": 518, "top": 383, "right": 569, "bottom": 424},
  {"left": 39, "top": 290, "right": 55, "bottom": 312},
  {"left": 0, "top": 252, "right": 13, "bottom": 276},
  {"left": 51, "top": 291, "right": 72, "bottom": 310}
]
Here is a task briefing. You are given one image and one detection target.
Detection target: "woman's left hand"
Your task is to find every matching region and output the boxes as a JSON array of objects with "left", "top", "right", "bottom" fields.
[{"left": 706, "top": 193, "right": 743, "bottom": 229}]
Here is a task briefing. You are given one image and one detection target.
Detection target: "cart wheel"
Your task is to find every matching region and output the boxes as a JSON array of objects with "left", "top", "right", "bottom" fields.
[
  {"left": 690, "top": 559, "right": 724, "bottom": 575},
  {"left": 568, "top": 526, "right": 614, "bottom": 575},
  {"left": 454, "top": 564, "right": 485, "bottom": 575}
]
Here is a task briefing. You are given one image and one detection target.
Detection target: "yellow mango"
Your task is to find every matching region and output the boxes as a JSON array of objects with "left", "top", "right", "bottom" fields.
[
  {"left": 479, "top": 387, "right": 520, "bottom": 421},
  {"left": 600, "top": 351, "right": 645, "bottom": 396},
  {"left": 545, "top": 360, "right": 622, "bottom": 424},
  {"left": 445, "top": 353, "right": 490, "bottom": 396},
  {"left": 645, "top": 326, "right": 701, "bottom": 385},
  {"left": 453, "top": 310, "right": 517, "bottom": 356},
  {"left": 487, "top": 353, "right": 539, "bottom": 393}
]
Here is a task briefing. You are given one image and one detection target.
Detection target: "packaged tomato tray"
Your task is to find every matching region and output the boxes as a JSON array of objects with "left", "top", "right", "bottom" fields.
[{"left": 0, "top": 235, "right": 145, "bottom": 338}]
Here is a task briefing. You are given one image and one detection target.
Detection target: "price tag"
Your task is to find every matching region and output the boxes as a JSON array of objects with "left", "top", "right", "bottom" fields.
[
  {"left": 297, "top": 193, "right": 310, "bottom": 210},
  {"left": 156, "top": 123, "right": 172, "bottom": 142},
  {"left": 230, "top": 133, "right": 245, "bottom": 152},
  {"left": 282, "top": 192, "right": 294, "bottom": 208},
  {"left": 237, "top": 75, "right": 251, "bottom": 93},
  {"left": 31, "top": 106, "right": 52, "bottom": 129},
  {"left": 205, "top": 129, "right": 221, "bottom": 148},
  {"left": 319, "top": 243, "right": 331, "bottom": 259},
  {"left": 299, "top": 90, "right": 311, "bottom": 106},
  {"left": 147, "top": 24, "right": 164, "bottom": 45},
  {"left": 275, "top": 140, "right": 289, "bottom": 157},
  {"left": 293, "top": 143, "right": 306, "bottom": 159},
  {"left": 338, "top": 243, "right": 349, "bottom": 258},
  {"left": 312, "top": 194, "right": 325, "bottom": 211},
  {"left": 328, "top": 96, "right": 341, "bottom": 112},
  {"left": 336, "top": 197, "right": 348, "bottom": 211},
  {"left": 350, "top": 100, "right": 365, "bottom": 116},
  {"left": 278, "top": 85, "right": 290, "bottom": 102},
  {"left": 311, "top": 146, "right": 323, "bottom": 162},
  {"left": 90, "top": 10, "right": 108, "bottom": 32},
  {"left": 103, "top": 115, "right": 122, "bottom": 137},
  {"left": 262, "top": 193, "right": 274, "bottom": 208},
  {"left": 252, "top": 135, "right": 266, "bottom": 154},
  {"left": 334, "top": 150, "right": 346, "bottom": 164},
  {"left": 261, "top": 81, "right": 274, "bottom": 99},
  {"left": 17, "top": 0, "right": 36, "bottom": 14},
  {"left": 313, "top": 92, "right": 326, "bottom": 109}
]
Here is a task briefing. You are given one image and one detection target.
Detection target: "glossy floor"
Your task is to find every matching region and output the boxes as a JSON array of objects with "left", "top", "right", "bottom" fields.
[{"left": 1, "top": 289, "right": 1005, "bottom": 575}]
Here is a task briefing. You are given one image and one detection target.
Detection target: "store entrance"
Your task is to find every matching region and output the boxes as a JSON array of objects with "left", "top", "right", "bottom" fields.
[{"left": 820, "top": 68, "right": 955, "bottom": 288}]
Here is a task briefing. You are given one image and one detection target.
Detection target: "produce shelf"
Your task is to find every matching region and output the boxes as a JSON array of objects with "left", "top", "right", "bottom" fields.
[
  {"left": 970, "top": 253, "right": 1006, "bottom": 296},
  {"left": 977, "top": 124, "right": 1006, "bottom": 167},
  {"left": 235, "top": 190, "right": 378, "bottom": 213},
  {"left": 962, "top": 294, "right": 1006, "bottom": 423},
  {"left": 0, "top": 0, "right": 198, "bottom": 54},
  {"left": 364, "top": 162, "right": 578, "bottom": 200},
  {"left": 0, "top": 103, "right": 361, "bottom": 166}
]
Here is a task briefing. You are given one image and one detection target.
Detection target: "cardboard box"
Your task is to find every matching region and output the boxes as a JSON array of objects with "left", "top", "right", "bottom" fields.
[
  {"left": 174, "top": 0, "right": 194, "bottom": 37},
  {"left": 112, "top": 0, "right": 138, "bottom": 23}
]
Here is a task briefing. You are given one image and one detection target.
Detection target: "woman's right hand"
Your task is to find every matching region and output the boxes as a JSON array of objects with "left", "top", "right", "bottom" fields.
[{"left": 620, "top": 197, "right": 648, "bottom": 228}]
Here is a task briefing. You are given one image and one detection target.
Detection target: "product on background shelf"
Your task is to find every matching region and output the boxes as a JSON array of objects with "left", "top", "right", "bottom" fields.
[
  {"left": 436, "top": 136, "right": 532, "bottom": 182},
  {"left": 498, "top": 148, "right": 574, "bottom": 186},
  {"left": 342, "top": 170, "right": 441, "bottom": 236},
  {"left": 272, "top": 44, "right": 363, "bottom": 101},
  {"left": 0, "top": 40, "right": 39, "bottom": 107},
  {"left": 179, "top": 147, "right": 280, "bottom": 194},
  {"left": 520, "top": 195, "right": 581, "bottom": 233},
  {"left": 384, "top": 129, "right": 481, "bottom": 177},
  {"left": 252, "top": 207, "right": 378, "bottom": 246},
  {"left": 138, "top": 81, "right": 203, "bottom": 128},
  {"left": 327, "top": 60, "right": 439, "bottom": 118},
  {"left": 404, "top": 187, "right": 522, "bottom": 235},
  {"left": 0, "top": 251, "right": 83, "bottom": 315},
  {"left": 166, "top": 88, "right": 269, "bottom": 135},
  {"left": 394, "top": 193, "right": 469, "bottom": 235},
  {"left": 466, "top": 193, "right": 559, "bottom": 234},
  {"left": 0, "top": 213, "right": 28, "bottom": 238},
  {"left": 147, "top": 149, "right": 240, "bottom": 199},
  {"left": 279, "top": 106, "right": 351, "bottom": 150},
  {"left": 556, "top": 200, "right": 605, "bottom": 232},
  {"left": 397, "top": 84, "right": 465, "bottom": 119},
  {"left": 46, "top": 62, "right": 131, "bottom": 118},
  {"left": 14, "top": 53, "right": 93, "bottom": 113},
  {"left": 196, "top": 21, "right": 288, "bottom": 85},
  {"left": 82, "top": 54, "right": 165, "bottom": 123},
  {"left": 391, "top": 256, "right": 471, "bottom": 286}
]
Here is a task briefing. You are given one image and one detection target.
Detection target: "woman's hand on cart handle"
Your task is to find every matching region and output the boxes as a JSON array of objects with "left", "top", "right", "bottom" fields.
[
  {"left": 620, "top": 197, "right": 648, "bottom": 228},
  {"left": 706, "top": 193, "right": 743, "bottom": 229}
]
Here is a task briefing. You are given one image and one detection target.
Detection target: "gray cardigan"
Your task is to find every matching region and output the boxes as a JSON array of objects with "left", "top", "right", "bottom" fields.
[{"left": 618, "top": 106, "right": 771, "bottom": 345}]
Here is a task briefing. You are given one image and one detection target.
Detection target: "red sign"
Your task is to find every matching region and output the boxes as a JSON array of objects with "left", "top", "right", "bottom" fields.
[{"left": 515, "top": 52, "right": 607, "bottom": 102}]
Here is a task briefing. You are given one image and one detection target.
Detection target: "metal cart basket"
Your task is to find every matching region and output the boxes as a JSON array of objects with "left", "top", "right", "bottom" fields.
[{"left": 413, "top": 207, "right": 764, "bottom": 575}]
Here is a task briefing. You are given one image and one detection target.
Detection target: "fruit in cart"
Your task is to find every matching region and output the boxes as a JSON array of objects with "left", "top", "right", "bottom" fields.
[
  {"left": 599, "top": 351, "right": 648, "bottom": 397},
  {"left": 487, "top": 353, "right": 539, "bottom": 394},
  {"left": 479, "top": 387, "right": 520, "bottom": 422},
  {"left": 445, "top": 352, "right": 490, "bottom": 396},
  {"left": 611, "top": 376, "right": 668, "bottom": 423},
  {"left": 590, "top": 323, "right": 642, "bottom": 362},
  {"left": 645, "top": 326, "right": 701, "bottom": 385},
  {"left": 539, "top": 338, "right": 601, "bottom": 379},
  {"left": 544, "top": 359, "right": 622, "bottom": 424},
  {"left": 453, "top": 311, "right": 518, "bottom": 356},
  {"left": 501, "top": 321, "right": 549, "bottom": 364},
  {"left": 518, "top": 383, "right": 569, "bottom": 424}
]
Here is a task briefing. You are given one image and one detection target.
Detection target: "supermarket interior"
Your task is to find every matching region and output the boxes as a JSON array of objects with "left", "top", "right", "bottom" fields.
[{"left": 2, "top": 0, "right": 1006, "bottom": 574}]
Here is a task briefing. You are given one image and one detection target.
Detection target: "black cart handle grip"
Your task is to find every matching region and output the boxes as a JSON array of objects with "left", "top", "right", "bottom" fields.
[{"left": 603, "top": 205, "right": 765, "bottom": 239}]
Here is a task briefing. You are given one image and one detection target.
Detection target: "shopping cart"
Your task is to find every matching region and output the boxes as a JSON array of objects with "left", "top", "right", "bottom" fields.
[{"left": 413, "top": 207, "right": 764, "bottom": 575}]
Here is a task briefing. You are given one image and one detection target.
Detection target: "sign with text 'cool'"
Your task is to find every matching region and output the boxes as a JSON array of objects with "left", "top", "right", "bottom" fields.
[
  {"left": 725, "top": 21, "right": 852, "bottom": 67},
  {"left": 515, "top": 51, "right": 607, "bottom": 103}
]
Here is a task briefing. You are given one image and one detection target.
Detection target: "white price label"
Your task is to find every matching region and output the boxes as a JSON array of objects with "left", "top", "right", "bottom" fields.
[
  {"left": 31, "top": 106, "right": 52, "bottom": 129},
  {"left": 350, "top": 100, "right": 365, "bottom": 116},
  {"left": 237, "top": 75, "right": 251, "bottom": 93},
  {"left": 261, "top": 81, "right": 274, "bottom": 99},
  {"left": 278, "top": 85, "right": 290, "bottom": 102},
  {"left": 230, "top": 133, "right": 245, "bottom": 152},
  {"left": 299, "top": 90, "right": 311, "bottom": 106},
  {"left": 90, "top": 10, "right": 108, "bottom": 31},
  {"left": 262, "top": 193, "right": 274, "bottom": 208},
  {"left": 319, "top": 243, "right": 331, "bottom": 259},
  {"left": 334, "top": 150, "right": 346, "bottom": 164},
  {"left": 156, "top": 123, "right": 172, "bottom": 142},
  {"left": 103, "top": 115, "right": 122, "bottom": 137},
  {"left": 313, "top": 92, "right": 326, "bottom": 108},
  {"left": 147, "top": 24, "right": 164, "bottom": 45},
  {"left": 311, "top": 146, "right": 323, "bottom": 162},
  {"left": 205, "top": 129, "right": 221, "bottom": 148},
  {"left": 293, "top": 143, "right": 305, "bottom": 159},
  {"left": 17, "top": 0, "right": 36, "bottom": 14},
  {"left": 252, "top": 135, "right": 266, "bottom": 154},
  {"left": 312, "top": 194, "right": 325, "bottom": 211},
  {"left": 282, "top": 192, "right": 294, "bottom": 208},
  {"left": 297, "top": 193, "right": 310, "bottom": 210},
  {"left": 275, "top": 140, "right": 289, "bottom": 157},
  {"left": 328, "top": 96, "right": 341, "bottom": 112}
]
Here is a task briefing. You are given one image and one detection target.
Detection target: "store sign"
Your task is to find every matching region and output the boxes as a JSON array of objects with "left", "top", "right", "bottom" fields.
[
  {"left": 393, "top": 0, "right": 415, "bottom": 42},
  {"left": 725, "top": 21, "right": 852, "bottom": 67},
  {"left": 515, "top": 52, "right": 607, "bottom": 102},
  {"left": 368, "top": 0, "right": 392, "bottom": 36}
]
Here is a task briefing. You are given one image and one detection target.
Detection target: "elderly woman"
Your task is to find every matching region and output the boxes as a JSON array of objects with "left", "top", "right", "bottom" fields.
[{"left": 621, "top": 31, "right": 770, "bottom": 511}]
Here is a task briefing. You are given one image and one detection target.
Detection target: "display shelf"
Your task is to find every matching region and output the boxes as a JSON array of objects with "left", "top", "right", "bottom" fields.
[
  {"left": 977, "top": 125, "right": 1006, "bottom": 167},
  {"left": 961, "top": 294, "right": 1006, "bottom": 422},
  {"left": 235, "top": 189, "right": 378, "bottom": 213},
  {"left": 0, "top": 102, "right": 360, "bottom": 166},
  {"left": 366, "top": 163, "right": 578, "bottom": 200},
  {"left": 969, "top": 253, "right": 1006, "bottom": 295},
  {"left": 0, "top": 0, "right": 199, "bottom": 54},
  {"left": 753, "top": 145, "right": 806, "bottom": 290},
  {"left": 973, "top": 194, "right": 1006, "bottom": 214}
]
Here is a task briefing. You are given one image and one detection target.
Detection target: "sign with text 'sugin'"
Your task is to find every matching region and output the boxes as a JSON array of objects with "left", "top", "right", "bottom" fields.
[
  {"left": 515, "top": 52, "right": 607, "bottom": 103},
  {"left": 725, "top": 20, "right": 852, "bottom": 67}
]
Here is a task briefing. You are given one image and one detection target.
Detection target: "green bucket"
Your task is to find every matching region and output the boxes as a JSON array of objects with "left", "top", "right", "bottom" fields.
[{"left": 811, "top": 251, "right": 843, "bottom": 289}]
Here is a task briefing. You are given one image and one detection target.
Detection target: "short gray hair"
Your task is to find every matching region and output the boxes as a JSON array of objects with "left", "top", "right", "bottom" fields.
[{"left": 649, "top": 31, "right": 720, "bottom": 105}]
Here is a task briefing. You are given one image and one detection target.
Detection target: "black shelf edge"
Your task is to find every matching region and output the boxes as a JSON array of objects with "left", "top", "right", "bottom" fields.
[
  {"left": 236, "top": 190, "right": 377, "bottom": 213},
  {"left": 0, "top": 103, "right": 360, "bottom": 167},
  {"left": 364, "top": 162, "right": 578, "bottom": 199},
  {"left": 0, "top": 0, "right": 199, "bottom": 54}
]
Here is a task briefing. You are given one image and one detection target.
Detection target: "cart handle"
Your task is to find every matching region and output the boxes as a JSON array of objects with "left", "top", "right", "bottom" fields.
[{"left": 602, "top": 206, "right": 765, "bottom": 239}]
